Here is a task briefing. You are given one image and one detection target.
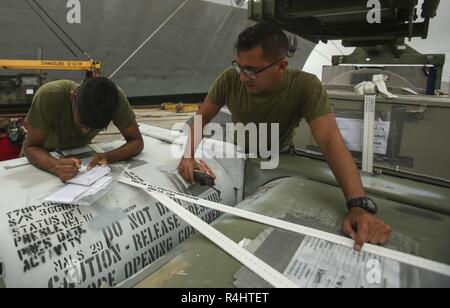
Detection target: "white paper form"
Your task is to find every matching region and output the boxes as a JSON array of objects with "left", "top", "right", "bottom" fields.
[
  {"left": 284, "top": 237, "right": 400, "bottom": 288},
  {"left": 336, "top": 118, "right": 391, "bottom": 155},
  {"left": 44, "top": 162, "right": 112, "bottom": 204},
  {"left": 80, "top": 176, "right": 113, "bottom": 198},
  {"left": 44, "top": 184, "right": 89, "bottom": 204},
  {"left": 44, "top": 175, "right": 112, "bottom": 204},
  {"left": 67, "top": 165, "right": 111, "bottom": 186}
]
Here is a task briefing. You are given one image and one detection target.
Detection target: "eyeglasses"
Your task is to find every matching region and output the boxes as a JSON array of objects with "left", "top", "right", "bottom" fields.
[{"left": 232, "top": 58, "right": 283, "bottom": 80}]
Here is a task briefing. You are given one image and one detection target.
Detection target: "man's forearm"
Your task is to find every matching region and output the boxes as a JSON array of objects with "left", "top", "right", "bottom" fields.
[
  {"left": 181, "top": 98, "right": 222, "bottom": 160},
  {"left": 103, "top": 139, "right": 144, "bottom": 164},
  {"left": 25, "top": 146, "right": 58, "bottom": 175},
  {"left": 183, "top": 117, "right": 206, "bottom": 159},
  {"left": 321, "top": 135, "right": 365, "bottom": 202}
]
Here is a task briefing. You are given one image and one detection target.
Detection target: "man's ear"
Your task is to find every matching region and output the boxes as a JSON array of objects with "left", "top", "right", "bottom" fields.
[{"left": 70, "top": 90, "right": 77, "bottom": 104}]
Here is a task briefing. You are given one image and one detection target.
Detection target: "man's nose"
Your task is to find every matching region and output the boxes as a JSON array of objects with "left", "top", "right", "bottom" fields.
[{"left": 239, "top": 71, "right": 251, "bottom": 82}]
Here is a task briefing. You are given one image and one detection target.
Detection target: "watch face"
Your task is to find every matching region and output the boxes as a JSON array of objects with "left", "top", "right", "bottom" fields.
[{"left": 366, "top": 198, "right": 378, "bottom": 212}]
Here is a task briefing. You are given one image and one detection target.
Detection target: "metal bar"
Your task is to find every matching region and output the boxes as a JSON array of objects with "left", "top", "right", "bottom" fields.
[{"left": 0, "top": 60, "right": 100, "bottom": 71}]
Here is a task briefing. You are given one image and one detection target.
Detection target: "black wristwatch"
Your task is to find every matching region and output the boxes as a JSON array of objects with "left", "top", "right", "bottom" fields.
[{"left": 346, "top": 196, "right": 378, "bottom": 215}]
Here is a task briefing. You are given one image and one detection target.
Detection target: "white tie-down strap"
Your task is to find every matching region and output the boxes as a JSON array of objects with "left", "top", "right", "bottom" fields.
[
  {"left": 120, "top": 171, "right": 297, "bottom": 288},
  {"left": 355, "top": 74, "right": 398, "bottom": 174},
  {"left": 363, "top": 94, "right": 376, "bottom": 173},
  {"left": 119, "top": 171, "right": 450, "bottom": 279},
  {"left": 372, "top": 74, "right": 398, "bottom": 99}
]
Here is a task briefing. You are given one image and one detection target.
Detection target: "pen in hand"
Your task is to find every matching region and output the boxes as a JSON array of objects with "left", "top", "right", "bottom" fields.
[{"left": 54, "top": 150, "right": 82, "bottom": 181}]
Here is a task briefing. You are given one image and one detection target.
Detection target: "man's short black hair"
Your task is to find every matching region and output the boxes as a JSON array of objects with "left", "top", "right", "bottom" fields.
[
  {"left": 76, "top": 77, "right": 119, "bottom": 130},
  {"left": 235, "top": 22, "right": 289, "bottom": 60}
]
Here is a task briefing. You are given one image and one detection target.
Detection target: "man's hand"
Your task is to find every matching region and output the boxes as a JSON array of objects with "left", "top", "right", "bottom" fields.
[
  {"left": 342, "top": 208, "right": 392, "bottom": 251},
  {"left": 53, "top": 158, "right": 81, "bottom": 182},
  {"left": 178, "top": 157, "right": 216, "bottom": 183},
  {"left": 88, "top": 153, "right": 108, "bottom": 170}
]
